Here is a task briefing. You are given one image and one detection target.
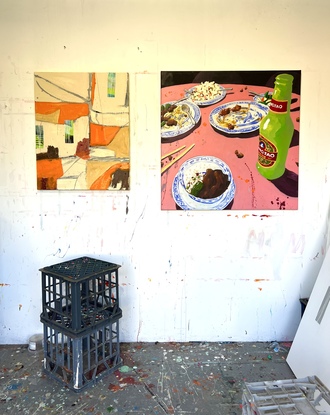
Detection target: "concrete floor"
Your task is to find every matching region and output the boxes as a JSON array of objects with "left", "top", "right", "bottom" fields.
[{"left": 0, "top": 341, "right": 295, "bottom": 415}]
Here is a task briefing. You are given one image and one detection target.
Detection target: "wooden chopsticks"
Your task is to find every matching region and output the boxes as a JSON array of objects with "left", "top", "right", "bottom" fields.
[
  {"left": 161, "top": 145, "right": 186, "bottom": 161},
  {"left": 161, "top": 144, "right": 195, "bottom": 174}
]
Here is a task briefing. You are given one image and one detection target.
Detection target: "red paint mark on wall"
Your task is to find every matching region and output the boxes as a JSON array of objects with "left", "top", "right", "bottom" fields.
[
  {"left": 227, "top": 214, "right": 272, "bottom": 219},
  {"left": 254, "top": 279, "right": 269, "bottom": 291},
  {"left": 289, "top": 234, "right": 305, "bottom": 255}
]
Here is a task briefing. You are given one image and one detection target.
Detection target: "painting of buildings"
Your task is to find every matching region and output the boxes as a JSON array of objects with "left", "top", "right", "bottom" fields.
[{"left": 35, "top": 72, "right": 130, "bottom": 190}]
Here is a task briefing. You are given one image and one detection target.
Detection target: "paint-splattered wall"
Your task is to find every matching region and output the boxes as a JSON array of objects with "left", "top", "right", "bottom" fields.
[{"left": 1, "top": 0, "right": 330, "bottom": 344}]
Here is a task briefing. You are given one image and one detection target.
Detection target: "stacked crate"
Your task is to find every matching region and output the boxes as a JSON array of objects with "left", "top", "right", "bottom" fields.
[
  {"left": 242, "top": 376, "right": 330, "bottom": 415},
  {"left": 40, "top": 256, "right": 122, "bottom": 391}
]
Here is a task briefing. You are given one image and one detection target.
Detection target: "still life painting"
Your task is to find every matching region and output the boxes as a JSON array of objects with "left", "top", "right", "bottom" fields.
[
  {"left": 161, "top": 70, "right": 301, "bottom": 211},
  {"left": 35, "top": 72, "right": 130, "bottom": 190}
]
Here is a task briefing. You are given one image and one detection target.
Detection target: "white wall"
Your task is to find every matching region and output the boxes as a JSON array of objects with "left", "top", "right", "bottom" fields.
[{"left": 1, "top": 0, "right": 330, "bottom": 344}]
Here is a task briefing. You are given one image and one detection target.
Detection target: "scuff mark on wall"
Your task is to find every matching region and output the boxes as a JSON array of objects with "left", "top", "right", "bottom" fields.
[
  {"left": 289, "top": 233, "right": 305, "bottom": 256},
  {"left": 50, "top": 215, "right": 82, "bottom": 258},
  {"left": 129, "top": 201, "right": 147, "bottom": 242},
  {"left": 137, "top": 320, "right": 142, "bottom": 342},
  {"left": 126, "top": 195, "right": 129, "bottom": 214},
  {"left": 0, "top": 283, "right": 10, "bottom": 287},
  {"left": 281, "top": 290, "right": 288, "bottom": 308}
]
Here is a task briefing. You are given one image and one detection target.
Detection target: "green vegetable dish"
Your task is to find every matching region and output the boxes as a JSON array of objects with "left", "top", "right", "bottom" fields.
[{"left": 258, "top": 91, "right": 272, "bottom": 106}]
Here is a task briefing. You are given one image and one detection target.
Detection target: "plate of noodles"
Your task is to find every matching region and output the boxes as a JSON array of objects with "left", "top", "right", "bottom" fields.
[{"left": 161, "top": 100, "right": 201, "bottom": 140}]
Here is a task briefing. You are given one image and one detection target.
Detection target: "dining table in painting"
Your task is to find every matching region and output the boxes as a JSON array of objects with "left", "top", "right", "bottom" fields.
[{"left": 161, "top": 82, "right": 300, "bottom": 210}]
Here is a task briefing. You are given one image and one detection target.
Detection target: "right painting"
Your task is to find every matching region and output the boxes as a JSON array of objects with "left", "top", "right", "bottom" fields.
[{"left": 161, "top": 70, "right": 301, "bottom": 210}]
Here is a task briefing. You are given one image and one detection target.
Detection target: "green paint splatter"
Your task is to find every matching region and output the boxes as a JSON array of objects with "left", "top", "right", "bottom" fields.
[
  {"left": 107, "top": 406, "right": 114, "bottom": 413},
  {"left": 119, "top": 365, "right": 132, "bottom": 373}
]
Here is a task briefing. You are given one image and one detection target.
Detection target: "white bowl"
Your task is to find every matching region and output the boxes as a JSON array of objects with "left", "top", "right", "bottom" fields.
[{"left": 178, "top": 156, "right": 235, "bottom": 209}]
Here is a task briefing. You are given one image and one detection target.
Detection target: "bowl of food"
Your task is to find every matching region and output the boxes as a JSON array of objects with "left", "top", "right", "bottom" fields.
[
  {"left": 178, "top": 156, "right": 236, "bottom": 209},
  {"left": 253, "top": 91, "right": 272, "bottom": 106}
]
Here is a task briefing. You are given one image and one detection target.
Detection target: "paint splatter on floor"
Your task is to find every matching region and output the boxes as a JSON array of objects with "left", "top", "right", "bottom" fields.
[{"left": 0, "top": 342, "right": 294, "bottom": 415}]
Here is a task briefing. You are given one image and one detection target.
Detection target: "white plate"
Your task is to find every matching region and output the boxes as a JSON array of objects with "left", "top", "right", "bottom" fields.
[
  {"left": 209, "top": 100, "right": 269, "bottom": 134},
  {"left": 161, "top": 100, "right": 201, "bottom": 140},
  {"left": 185, "top": 83, "right": 227, "bottom": 106},
  {"left": 172, "top": 158, "right": 236, "bottom": 211}
]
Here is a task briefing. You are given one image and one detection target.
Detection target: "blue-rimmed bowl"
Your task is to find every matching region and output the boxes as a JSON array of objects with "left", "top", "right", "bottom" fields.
[{"left": 178, "top": 156, "right": 236, "bottom": 208}]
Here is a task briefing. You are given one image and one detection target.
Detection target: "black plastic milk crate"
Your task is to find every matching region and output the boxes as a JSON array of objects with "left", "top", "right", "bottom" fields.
[
  {"left": 42, "top": 314, "right": 122, "bottom": 391},
  {"left": 40, "top": 257, "right": 120, "bottom": 334}
]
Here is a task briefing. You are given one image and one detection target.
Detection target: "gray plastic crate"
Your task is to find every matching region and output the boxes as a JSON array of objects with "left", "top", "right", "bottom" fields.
[
  {"left": 40, "top": 256, "right": 120, "bottom": 334},
  {"left": 43, "top": 314, "right": 122, "bottom": 392},
  {"left": 242, "top": 376, "right": 330, "bottom": 415}
]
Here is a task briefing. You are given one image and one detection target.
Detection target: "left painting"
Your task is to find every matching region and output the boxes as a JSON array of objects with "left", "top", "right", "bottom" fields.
[{"left": 35, "top": 72, "right": 130, "bottom": 190}]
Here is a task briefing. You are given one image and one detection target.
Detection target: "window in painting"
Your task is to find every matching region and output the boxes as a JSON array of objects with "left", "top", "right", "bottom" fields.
[
  {"left": 107, "top": 73, "right": 116, "bottom": 97},
  {"left": 36, "top": 125, "right": 44, "bottom": 149},
  {"left": 65, "top": 120, "right": 74, "bottom": 143}
]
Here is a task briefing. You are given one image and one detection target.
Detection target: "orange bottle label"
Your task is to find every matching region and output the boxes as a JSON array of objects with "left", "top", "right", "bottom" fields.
[{"left": 258, "top": 135, "right": 278, "bottom": 167}]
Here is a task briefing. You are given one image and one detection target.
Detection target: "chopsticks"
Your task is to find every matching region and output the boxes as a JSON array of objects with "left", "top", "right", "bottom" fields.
[
  {"left": 161, "top": 145, "right": 186, "bottom": 161},
  {"left": 161, "top": 143, "right": 195, "bottom": 174}
]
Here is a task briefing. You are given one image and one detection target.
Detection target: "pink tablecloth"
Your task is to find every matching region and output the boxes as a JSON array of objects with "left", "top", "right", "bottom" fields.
[{"left": 161, "top": 83, "right": 300, "bottom": 210}]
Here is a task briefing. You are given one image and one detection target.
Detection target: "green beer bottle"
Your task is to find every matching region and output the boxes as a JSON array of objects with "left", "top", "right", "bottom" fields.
[{"left": 257, "top": 73, "right": 294, "bottom": 180}]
